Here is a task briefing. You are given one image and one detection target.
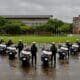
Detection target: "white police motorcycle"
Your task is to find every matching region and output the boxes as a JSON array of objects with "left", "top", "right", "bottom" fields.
[
  {"left": 20, "top": 49, "right": 31, "bottom": 66},
  {"left": 7, "top": 46, "right": 17, "bottom": 59},
  {"left": 41, "top": 49, "right": 52, "bottom": 65},
  {"left": 0, "top": 44, "right": 6, "bottom": 54},
  {"left": 58, "top": 45, "right": 68, "bottom": 59},
  {"left": 71, "top": 44, "right": 79, "bottom": 55}
]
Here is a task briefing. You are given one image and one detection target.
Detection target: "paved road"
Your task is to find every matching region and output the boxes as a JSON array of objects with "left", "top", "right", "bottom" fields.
[{"left": 0, "top": 44, "right": 80, "bottom": 80}]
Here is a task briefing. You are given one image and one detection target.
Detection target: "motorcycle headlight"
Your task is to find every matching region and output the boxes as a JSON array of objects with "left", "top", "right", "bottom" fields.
[
  {"left": 9, "top": 53, "right": 12, "bottom": 55},
  {"left": 45, "top": 58, "right": 48, "bottom": 61},
  {"left": 23, "top": 58, "right": 26, "bottom": 60},
  {"left": 63, "top": 53, "right": 66, "bottom": 55}
]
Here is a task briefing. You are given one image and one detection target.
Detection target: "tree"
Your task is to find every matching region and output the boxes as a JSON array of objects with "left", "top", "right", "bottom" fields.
[
  {"left": 3, "top": 20, "right": 30, "bottom": 34},
  {"left": 0, "top": 16, "right": 7, "bottom": 26},
  {"left": 0, "top": 16, "right": 72, "bottom": 35},
  {"left": 3, "top": 23, "right": 21, "bottom": 34},
  {"left": 58, "top": 23, "right": 72, "bottom": 33},
  {"left": 47, "top": 18, "right": 64, "bottom": 33}
]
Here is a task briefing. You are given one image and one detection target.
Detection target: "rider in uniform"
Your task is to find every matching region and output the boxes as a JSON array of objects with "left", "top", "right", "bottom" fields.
[
  {"left": 6, "top": 39, "right": 13, "bottom": 47},
  {"left": 31, "top": 42, "right": 37, "bottom": 65},
  {"left": 65, "top": 40, "right": 72, "bottom": 58},
  {"left": 50, "top": 42, "right": 57, "bottom": 65},
  {"left": 0, "top": 38, "right": 4, "bottom": 44},
  {"left": 17, "top": 40, "right": 24, "bottom": 58},
  {"left": 76, "top": 39, "right": 80, "bottom": 51}
]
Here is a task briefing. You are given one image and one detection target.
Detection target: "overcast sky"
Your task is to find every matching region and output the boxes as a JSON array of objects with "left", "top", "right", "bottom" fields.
[{"left": 0, "top": 0, "right": 80, "bottom": 22}]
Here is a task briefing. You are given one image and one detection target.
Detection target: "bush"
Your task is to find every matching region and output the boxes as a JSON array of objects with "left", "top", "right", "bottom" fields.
[
  {"left": 0, "top": 17, "right": 30, "bottom": 34},
  {"left": 0, "top": 16, "right": 7, "bottom": 26}
]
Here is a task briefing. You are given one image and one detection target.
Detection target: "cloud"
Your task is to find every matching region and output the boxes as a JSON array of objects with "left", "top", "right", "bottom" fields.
[{"left": 0, "top": 0, "right": 80, "bottom": 22}]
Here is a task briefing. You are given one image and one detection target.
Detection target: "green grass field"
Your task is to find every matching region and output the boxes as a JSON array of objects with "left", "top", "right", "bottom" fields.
[{"left": 0, "top": 35, "right": 80, "bottom": 43}]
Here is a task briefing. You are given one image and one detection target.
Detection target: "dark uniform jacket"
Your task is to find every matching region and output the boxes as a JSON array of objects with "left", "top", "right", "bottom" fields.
[
  {"left": 76, "top": 41, "right": 80, "bottom": 46},
  {"left": 17, "top": 42, "right": 24, "bottom": 50},
  {"left": 76, "top": 41, "right": 80, "bottom": 51},
  {"left": 6, "top": 41, "right": 13, "bottom": 47},
  {"left": 66, "top": 42, "right": 72, "bottom": 49},
  {"left": 50, "top": 45, "right": 57, "bottom": 56},
  {"left": 31, "top": 45, "right": 37, "bottom": 55},
  {"left": 0, "top": 40, "right": 4, "bottom": 44}
]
